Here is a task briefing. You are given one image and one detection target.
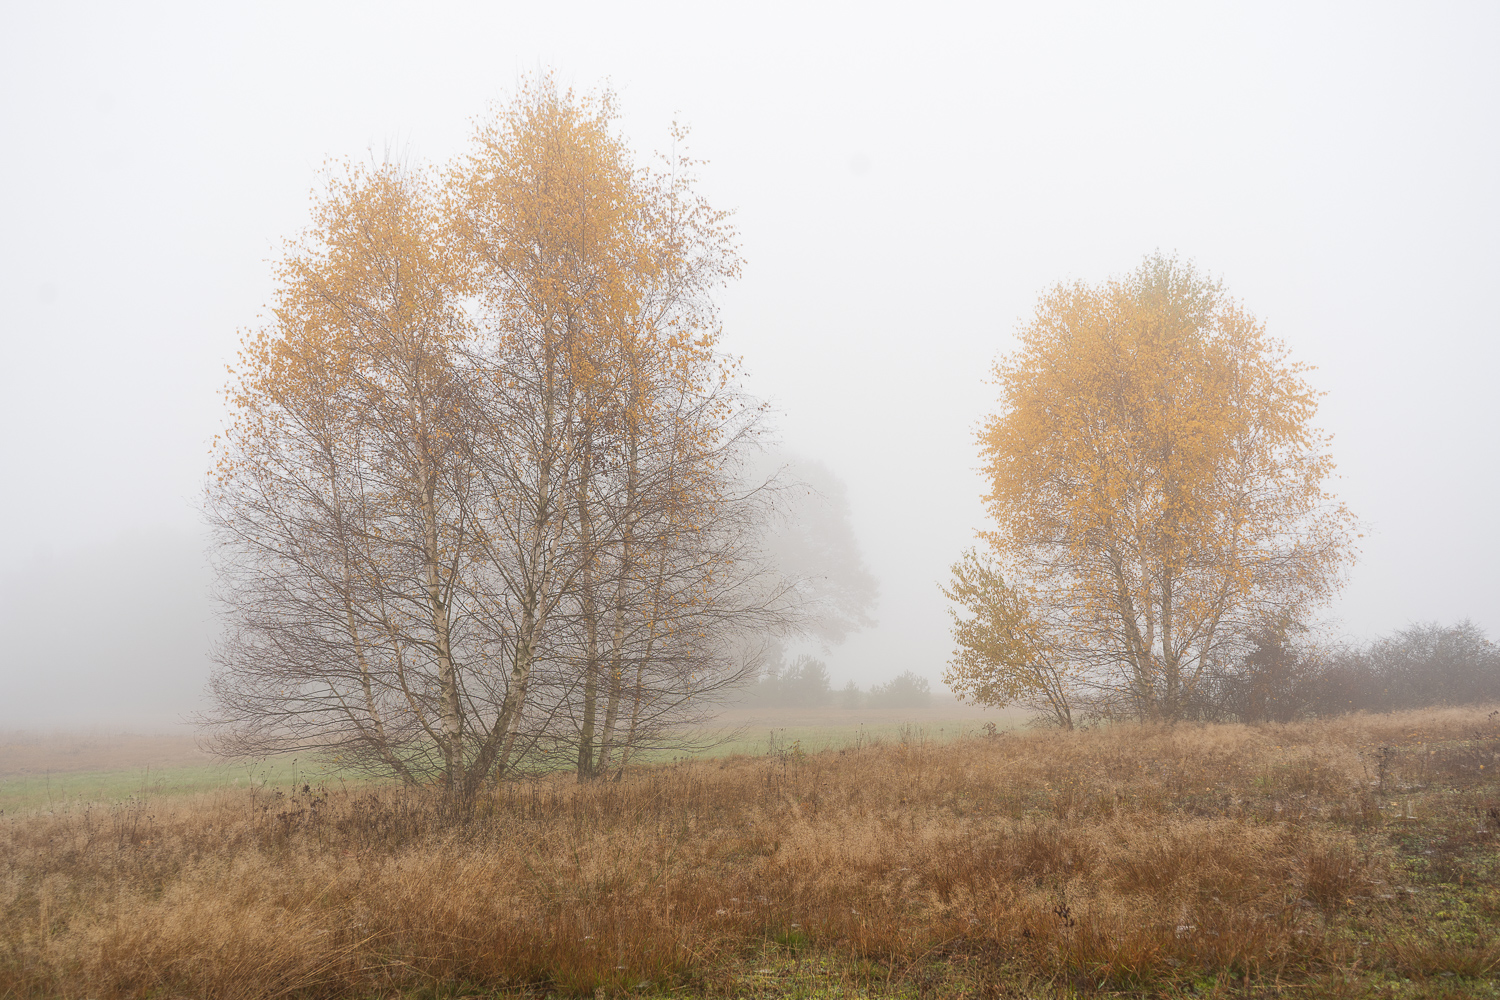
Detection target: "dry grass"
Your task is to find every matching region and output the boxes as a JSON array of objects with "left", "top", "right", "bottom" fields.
[{"left": 3, "top": 708, "right": 1498, "bottom": 999}]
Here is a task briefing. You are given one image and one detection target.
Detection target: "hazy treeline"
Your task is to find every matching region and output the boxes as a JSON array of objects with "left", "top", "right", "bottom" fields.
[
  {"left": 733, "top": 654, "right": 932, "bottom": 710},
  {"left": 1176, "top": 620, "right": 1500, "bottom": 724}
]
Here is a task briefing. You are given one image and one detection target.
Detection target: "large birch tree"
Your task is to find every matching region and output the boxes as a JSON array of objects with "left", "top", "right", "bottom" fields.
[{"left": 207, "top": 81, "right": 802, "bottom": 792}]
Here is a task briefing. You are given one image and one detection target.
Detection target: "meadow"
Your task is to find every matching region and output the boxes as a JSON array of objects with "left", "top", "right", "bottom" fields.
[
  {"left": 0, "top": 703, "right": 1020, "bottom": 812},
  {"left": 2, "top": 707, "right": 1498, "bottom": 999},
  {"left": 0, "top": 731, "right": 346, "bottom": 813}
]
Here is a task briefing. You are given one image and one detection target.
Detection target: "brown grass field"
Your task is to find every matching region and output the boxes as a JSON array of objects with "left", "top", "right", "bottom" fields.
[
  {"left": 3, "top": 707, "right": 1498, "bottom": 999},
  {"left": 0, "top": 731, "right": 217, "bottom": 777}
]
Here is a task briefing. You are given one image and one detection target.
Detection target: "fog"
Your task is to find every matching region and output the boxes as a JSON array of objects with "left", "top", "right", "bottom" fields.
[
  {"left": 1, "top": 3, "right": 1496, "bottom": 730},
  {"left": 0, "top": 529, "right": 214, "bottom": 728}
]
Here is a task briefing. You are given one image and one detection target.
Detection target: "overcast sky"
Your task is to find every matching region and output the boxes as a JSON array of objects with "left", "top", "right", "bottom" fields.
[{"left": 2, "top": 2, "right": 1496, "bottom": 728}]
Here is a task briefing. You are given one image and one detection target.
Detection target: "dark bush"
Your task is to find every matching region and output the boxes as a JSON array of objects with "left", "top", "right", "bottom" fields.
[{"left": 1191, "top": 627, "right": 1316, "bottom": 723}]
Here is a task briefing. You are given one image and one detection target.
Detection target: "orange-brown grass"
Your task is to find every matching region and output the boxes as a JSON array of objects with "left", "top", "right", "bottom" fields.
[{"left": 3, "top": 707, "right": 1498, "bottom": 999}]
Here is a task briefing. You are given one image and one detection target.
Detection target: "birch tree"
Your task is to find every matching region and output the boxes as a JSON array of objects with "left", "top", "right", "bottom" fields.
[
  {"left": 947, "top": 255, "right": 1356, "bottom": 723},
  {"left": 451, "top": 81, "right": 668, "bottom": 787},
  {"left": 454, "top": 89, "right": 786, "bottom": 780},
  {"left": 207, "top": 164, "right": 482, "bottom": 785},
  {"left": 208, "top": 80, "right": 798, "bottom": 791}
]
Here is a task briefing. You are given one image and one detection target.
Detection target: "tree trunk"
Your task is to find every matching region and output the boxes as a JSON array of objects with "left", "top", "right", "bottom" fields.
[
  {"left": 423, "top": 482, "right": 462, "bottom": 789},
  {"left": 594, "top": 431, "right": 636, "bottom": 773},
  {"left": 575, "top": 441, "right": 600, "bottom": 781}
]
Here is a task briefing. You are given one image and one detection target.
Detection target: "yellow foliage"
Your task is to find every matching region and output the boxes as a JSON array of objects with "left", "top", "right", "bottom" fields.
[{"left": 942, "top": 548, "right": 1073, "bottom": 728}]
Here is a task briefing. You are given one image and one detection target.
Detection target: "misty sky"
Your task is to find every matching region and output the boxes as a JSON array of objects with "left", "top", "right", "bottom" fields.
[{"left": 2, "top": 2, "right": 1496, "bottom": 729}]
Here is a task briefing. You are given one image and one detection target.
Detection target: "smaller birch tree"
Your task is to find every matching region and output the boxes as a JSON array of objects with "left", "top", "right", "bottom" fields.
[{"left": 947, "top": 254, "right": 1356, "bottom": 724}]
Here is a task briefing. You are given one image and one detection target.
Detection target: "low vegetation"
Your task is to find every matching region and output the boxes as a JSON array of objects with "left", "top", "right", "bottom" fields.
[{"left": 3, "top": 707, "right": 1498, "bottom": 998}]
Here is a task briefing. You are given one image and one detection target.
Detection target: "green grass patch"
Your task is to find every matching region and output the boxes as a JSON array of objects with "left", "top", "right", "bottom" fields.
[{"left": 0, "top": 754, "right": 359, "bottom": 813}]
